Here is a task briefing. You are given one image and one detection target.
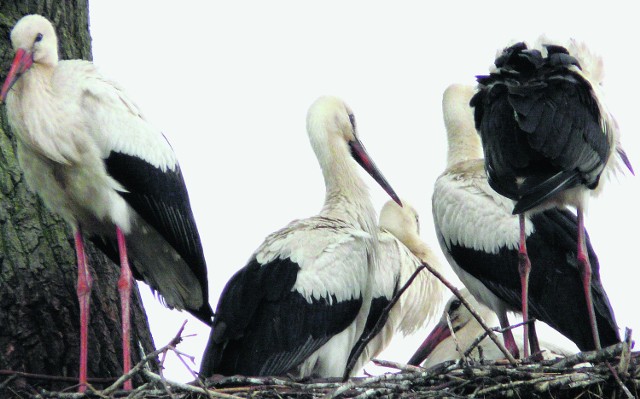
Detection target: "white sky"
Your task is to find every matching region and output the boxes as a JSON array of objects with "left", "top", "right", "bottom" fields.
[{"left": 88, "top": 1, "right": 639, "bottom": 382}]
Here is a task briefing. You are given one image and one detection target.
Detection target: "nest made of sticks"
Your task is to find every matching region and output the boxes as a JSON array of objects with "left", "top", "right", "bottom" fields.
[
  {"left": 3, "top": 264, "right": 637, "bottom": 399},
  {"left": 2, "top": 333, "right": 638, "bottom": 399}
]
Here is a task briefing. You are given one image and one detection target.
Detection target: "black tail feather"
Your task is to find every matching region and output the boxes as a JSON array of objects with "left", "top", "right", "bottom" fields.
[{"left": 512, "top": 170, "right": 580, "bottom": 214}]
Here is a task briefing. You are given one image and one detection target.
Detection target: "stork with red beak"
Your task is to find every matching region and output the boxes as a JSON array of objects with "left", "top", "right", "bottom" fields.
[
  {"left": 199, "top": 96, "right": 402, "bottom": 378},
  {"left": 2, "top": 14, "right": 213, "bottom": 391},
  {"left": 408, "top": 289, "right": 575, "bottom": 368}
]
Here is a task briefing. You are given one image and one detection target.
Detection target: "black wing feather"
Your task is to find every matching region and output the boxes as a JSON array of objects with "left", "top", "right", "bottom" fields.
[
  {"left": 200, "top": 257, "right": 363, "bottom": 377},
  {"left": 103, "top": 151, "right": 213, "bottom": 324},
  {"left": 446, "top": 208, "right": 619, "bottom": 351}
]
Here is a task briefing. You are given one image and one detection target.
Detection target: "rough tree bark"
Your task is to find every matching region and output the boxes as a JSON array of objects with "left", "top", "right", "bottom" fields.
[{"left": 0, "top": 1, "right": 156, "bottom": 392}]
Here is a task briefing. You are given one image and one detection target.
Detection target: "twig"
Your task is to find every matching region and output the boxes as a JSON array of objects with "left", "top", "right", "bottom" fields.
[
  {"left": 619, "top": 328, "right": 633, "bottom": 375},
  {"left": 462, "top": 319, "right": 535, "bottom": 358},
  {"left": 101, "top": 321, "right": 188, "bottom": 395},
  {"left": 126, "top": 382, "right": 151, "bottom": 398},
  {"left": 207, "top": 375, "right": 343, "bottom": 390},
  {"left": 551, "top": 342, "right": 624, "bottom": 369},
  {"left": 446, "top": 313, "right": 465, "bottom": 362},
  {"left": 326, "top": 366, "right": 453, "bottom": 399},
  {"left": 605, "top": 330, "right": 634, "bottom": 399},
  {"left": 605, "top": 360, "right": 634, "bottom": 399},
  {"left": 417, "top": 260, "right": 518, "bottom": 365},
  {"left": 0, "top": 370, "right": 116, "bottom": 384},
  {"left": 371, "top": 359, "right": 424, "bottom": 373},
  {"left": 99, "top": 347, "right": 162, "bottom": 395},
  {"left": 475, "top": 371, "right": 599, "bottom": 396},
  {"left": 142, "top": 369, "right": 243, "bottom": 399},
  {"left": 342, "top": 264, "right": 428, "bottom": 379},
  {"left": 0, "top": 374, "right": 17, "bottom": 390},
  {"left": 352, "top": 387, "right": 394, "bottom": 399}
]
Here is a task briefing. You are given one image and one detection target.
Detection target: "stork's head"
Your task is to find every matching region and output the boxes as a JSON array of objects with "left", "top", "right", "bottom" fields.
[
  {"left": 408, "top": 289, "right": 492, "bottom": 366},
  {"left": 306, "top": 95, "right": 401, "bottom": 206},
  {"left": 1, "top": 14, "right": 58, "bottom": 102},
  {"left": 379, "top": 198, "right": 419, "bottom": 240}
]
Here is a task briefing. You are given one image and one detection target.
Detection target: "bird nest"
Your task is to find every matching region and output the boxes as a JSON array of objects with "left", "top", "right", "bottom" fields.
[
  {"left": 3, "top": 276, "right": 639, "bottom": 399},
  {"left": 202, "top": 349, "right": 639, "bottom": 399},
  {"left": 3, "top": 337, "right": 638, "bottom": 399},
  {"left": 3, "top": 268, "right": 638, "bottom": 399}
]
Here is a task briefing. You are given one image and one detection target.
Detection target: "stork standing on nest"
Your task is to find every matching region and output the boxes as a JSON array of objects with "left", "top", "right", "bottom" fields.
[
  {"left": 470, "top": 39, "right": 632, "bottom": 355},
  {"left": 1, "top": 14, "right": 213, "bottom": 391},
  {"left": 432, "top": 83, "right": 620, "bottom": 359},
  {"left": 199, "top": 96, "right": 401, "bottom": 379}
]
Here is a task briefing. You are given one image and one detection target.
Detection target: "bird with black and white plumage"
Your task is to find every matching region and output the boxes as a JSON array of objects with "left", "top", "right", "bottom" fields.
[
  {"left": 433, "top": 83, "right": 620, "bottom": 359},
  {"left": 347, "top": 199, "right": 444, "bottom": 376},
  {"left": 1, "top": 14, "right": 213, "bottom": 391},
  {"left": 469, "top": 38, "right": 632, "bottom": 355},
  {"left": 198, "top": 95, "right": 402, "bottom": 379},
  {"left": 408, "top": 289, "right": 575, "bottom": 368}
]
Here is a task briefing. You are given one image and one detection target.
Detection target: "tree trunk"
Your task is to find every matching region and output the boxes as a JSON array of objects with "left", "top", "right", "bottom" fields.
[{"left": 0, "top": 1, "right": 156, "bottom": 392}]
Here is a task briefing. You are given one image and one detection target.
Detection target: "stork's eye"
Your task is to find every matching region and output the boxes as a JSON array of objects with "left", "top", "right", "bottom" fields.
[
  {"left": 348, "top": 113, "right": 356, "bottom": 130},
  {"left": 448, "top": 299, "right": 462, "bottom": 315},
  {"left": 35, "top": 33, "right": 43, "bottom": 43}
]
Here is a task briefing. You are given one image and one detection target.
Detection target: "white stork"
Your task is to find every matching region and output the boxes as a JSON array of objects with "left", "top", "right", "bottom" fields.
[
  {"left": 347, "top": 199, "right": 444, "bottom": 376},
  {"left": 1, "top": 15, "right": 213, "bottom": 390},
  {"left": 408, "top": 289, "right": 575, "bottom": 368},
  {"left": 199, "top": 95, "right": 401, "bottom": 378},
  {"left": 432, "top": 83, "right": 620, "bottom": 359},
  {"left": 470, "top": 38, "right": 633, "bottom": 353}
]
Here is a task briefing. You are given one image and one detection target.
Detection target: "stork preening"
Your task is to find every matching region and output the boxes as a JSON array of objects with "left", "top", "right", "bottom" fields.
[
  {"left": 1, "top": 15, "right": 213, "bottom": 391},
  {"left": 199, "top": 96, "right": 401, "bottom": 379},
  {"left": 347, "top": 199, "right": 444, "bottom": 376},
  {"left": 408, "top": 289, "right": 575, "bottom": 368},
  {"left": 432, "top": 83, "right": 620, "bottom": 359},
  {"left": 470, "top": 38, "right": 633, "bottom": 354}
]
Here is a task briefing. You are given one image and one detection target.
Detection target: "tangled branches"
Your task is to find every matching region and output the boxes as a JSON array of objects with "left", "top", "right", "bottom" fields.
[
  {"left": 1, "top": 274, "right": 637, "bottom": 399},
  {"left": 3, "top": 334, "right": 637, "bottom": 399}
]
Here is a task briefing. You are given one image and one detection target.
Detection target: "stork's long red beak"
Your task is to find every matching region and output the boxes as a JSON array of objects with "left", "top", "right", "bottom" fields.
[
  {"left": 407, "top": 320, "right": 452, "bottom": 366},
  {"left": 1, "top": 48, "right": 33, "bottom": 103},
  {"left": 349, "top": 137, "right": 402, "bottom": 207}
]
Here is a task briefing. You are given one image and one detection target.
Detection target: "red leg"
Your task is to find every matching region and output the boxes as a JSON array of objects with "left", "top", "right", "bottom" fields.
[
  {"left": 74, "top": 229, "right": 92, "bottom": 393},
  {"left": 497, "top": 312, "right": 520, "bottom": 359},
  {"left": 116, "top": 227, "right": 133, "bottom": 390},
  {"left": 518, "top": 214, "right": 531, "bottom": 358},
  {"left": 576, "top": 208, "right": 601, "bottom": 350}
]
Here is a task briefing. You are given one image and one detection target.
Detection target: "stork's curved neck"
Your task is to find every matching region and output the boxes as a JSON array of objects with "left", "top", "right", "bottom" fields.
[
  {"left": 319, "top": 152, "right": 378, "bottom": 234},
  {"left": 443, "top": 88, "right": 483, "bottom": 168},
  {"left": 445, "top": 113, "right": 482, "bottom": 168}
]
